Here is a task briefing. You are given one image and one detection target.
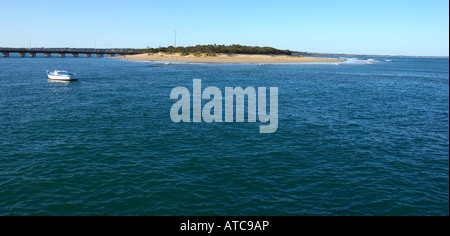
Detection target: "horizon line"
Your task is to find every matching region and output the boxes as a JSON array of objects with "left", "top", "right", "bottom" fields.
[{"left": 0, "top": 46, "right": 448, "bottom": 58}]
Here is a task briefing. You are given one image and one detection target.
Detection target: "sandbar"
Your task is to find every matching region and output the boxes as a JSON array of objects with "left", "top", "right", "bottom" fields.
[{"left": 113, "top": 53, "right": 344, "bottom": 64}]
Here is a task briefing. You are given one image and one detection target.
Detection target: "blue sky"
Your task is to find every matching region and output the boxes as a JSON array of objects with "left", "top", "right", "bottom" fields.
[{"left": 1, "top": 0, "right": 448, "bottom": 56}]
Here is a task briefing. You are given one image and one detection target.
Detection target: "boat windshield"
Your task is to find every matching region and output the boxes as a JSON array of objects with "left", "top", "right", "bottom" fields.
[{"left": 55, "top": 71, "right": 70, "bottom": 75}]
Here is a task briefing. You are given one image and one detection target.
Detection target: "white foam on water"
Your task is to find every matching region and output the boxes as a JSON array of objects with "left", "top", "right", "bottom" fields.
[{"left": 341, "top": 58, "right": 383, "bottom": 65}]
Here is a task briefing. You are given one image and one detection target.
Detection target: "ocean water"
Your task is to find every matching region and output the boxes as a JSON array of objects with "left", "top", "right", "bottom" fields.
[{"left": 0, "top": 56, "right": 448, "bottom": 216}]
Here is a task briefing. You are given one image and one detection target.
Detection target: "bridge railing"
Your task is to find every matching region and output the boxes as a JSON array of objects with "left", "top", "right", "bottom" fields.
[{"left": 0, "top": 48, "right": 139, "bottom": 55}]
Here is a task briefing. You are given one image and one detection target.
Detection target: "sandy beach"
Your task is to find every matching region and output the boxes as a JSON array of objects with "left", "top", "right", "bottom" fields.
[{"left": 114, "top": 53, "right": 344, "bottom": 64}]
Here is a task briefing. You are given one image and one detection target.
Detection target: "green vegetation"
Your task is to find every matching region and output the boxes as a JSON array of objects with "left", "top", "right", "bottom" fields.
[{"left": 141, "top": 44, "right": 292, "bottom": 55}]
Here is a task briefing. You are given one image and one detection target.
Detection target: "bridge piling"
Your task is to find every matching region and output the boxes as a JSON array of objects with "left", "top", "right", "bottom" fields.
[{"left": 0, "top": 48, "right": 136, "bottom": 59}]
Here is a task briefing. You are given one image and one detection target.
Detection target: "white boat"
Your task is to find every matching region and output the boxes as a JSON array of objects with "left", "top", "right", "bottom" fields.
[{"left": 47, "top": 70, "right": 78, "bottom": 81}]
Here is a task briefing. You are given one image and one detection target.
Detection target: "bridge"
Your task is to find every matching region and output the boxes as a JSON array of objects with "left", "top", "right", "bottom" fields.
[{"left": 0, "top": 48, "right": 141, "bottom": 58}]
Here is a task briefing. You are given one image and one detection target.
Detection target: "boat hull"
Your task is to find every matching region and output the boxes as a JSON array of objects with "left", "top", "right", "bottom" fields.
[
  {"left": 47, "top": 72, "right": 78, "bottom": 81},
  {"left": 47, "top": 74, "right": 78, "bottom": 81}
]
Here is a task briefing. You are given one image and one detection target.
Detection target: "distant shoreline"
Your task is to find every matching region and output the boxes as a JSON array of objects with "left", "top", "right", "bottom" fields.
[
  {"left": 113, "top": 53, "right": 345, "bottom": 64},
  {"left": 293, "top": 52, "right": 449, "bottom": 59}
]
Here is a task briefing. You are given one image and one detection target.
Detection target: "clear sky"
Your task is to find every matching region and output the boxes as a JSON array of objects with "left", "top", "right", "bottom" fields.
[{"left": 1, "top": 0, "right": 448, "bottom": 56}]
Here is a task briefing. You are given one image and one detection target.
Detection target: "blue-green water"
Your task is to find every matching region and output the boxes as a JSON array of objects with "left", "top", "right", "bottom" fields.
[{"left": 0, "top": 57, "right": 448, "bottom": 215}]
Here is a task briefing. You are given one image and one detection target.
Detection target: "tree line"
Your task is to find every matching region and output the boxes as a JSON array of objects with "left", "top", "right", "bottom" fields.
[{"left": 139, "top": 44, "right": 292, "bottom": 55}]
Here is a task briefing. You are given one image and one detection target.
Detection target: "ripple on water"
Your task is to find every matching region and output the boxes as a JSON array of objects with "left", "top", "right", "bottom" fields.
[{"left": 0, "top": 58, "right": 448, "bottom": 215}]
